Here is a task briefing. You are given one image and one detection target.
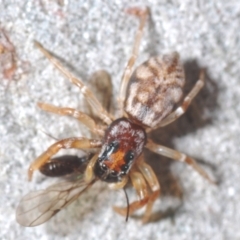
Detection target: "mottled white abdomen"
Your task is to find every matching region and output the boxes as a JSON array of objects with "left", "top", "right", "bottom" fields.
[{"left": 124, "top": 52, "right": 185, "bottom": 128}]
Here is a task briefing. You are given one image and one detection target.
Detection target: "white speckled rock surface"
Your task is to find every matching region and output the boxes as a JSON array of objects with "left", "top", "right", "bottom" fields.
[{"left": 1, "top": 1, "right": 240, "bottom": 239}]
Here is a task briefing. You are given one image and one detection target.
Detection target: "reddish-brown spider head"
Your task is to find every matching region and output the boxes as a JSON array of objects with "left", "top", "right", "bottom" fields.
[{"left": 94, "top": 118, "right": 146, "bottom": 182}]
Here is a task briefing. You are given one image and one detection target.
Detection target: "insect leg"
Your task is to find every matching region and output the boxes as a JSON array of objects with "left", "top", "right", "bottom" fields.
[
  {"left": 118, "top": 7, "right": 149, "bottom": 116},
  {"left": 28, "top": 137, "right": 102, "bottom": 181},
  {"left": 146, "top": 139, "right": 215, "bottom": 184},
  {"left": 137, "top": 160, "right": 160, "bottom": 223},
  {"left": 152, "top": 70, "right": 205, "bottom": 129},
  {"left": 34, "top": 41, "right": 113, "bottom": 125},
  {"left": 113, "top": 170, "right": 149, "bottom": 217},
  {"left": 38, "top": 102, "right": 105, "bottom": 136}
]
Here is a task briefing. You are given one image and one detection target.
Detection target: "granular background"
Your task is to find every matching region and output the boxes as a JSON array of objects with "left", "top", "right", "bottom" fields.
[{"left": 0, "top": 1, "right": 240, "bottom": 240}]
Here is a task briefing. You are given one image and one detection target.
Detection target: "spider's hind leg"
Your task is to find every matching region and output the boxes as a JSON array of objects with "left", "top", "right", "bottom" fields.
[
  {"left": 146, "top": 139, "right": 215, "bottom": 184},
  {"left": 152, "top": 70, "right": 205, "bottom": 129},
  {"left": 118, "top": 7, "right": 149, "bottom": 116}
]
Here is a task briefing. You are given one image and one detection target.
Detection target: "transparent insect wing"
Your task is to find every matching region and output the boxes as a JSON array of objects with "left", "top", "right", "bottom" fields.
[
  {"left": 16, "top": 179, "right": 94, "bottom": 227},
  {"left": 88, "top": 70, "right": 112, "bottom": 113},
  {"left": 82, "top": 70, "right": 113, "bottom": 124}
]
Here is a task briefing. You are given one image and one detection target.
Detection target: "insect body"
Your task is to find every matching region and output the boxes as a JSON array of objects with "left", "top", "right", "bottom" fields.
[
  {"left": 39, "top": 155, "right": 90, "bottom": 177},
  {"left": 16, "top": 7, "right": 214, "bottom": 227}
]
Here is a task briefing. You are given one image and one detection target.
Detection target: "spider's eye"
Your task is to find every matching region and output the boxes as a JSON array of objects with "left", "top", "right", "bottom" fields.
[
  {"left": 122, "top": 165, "right": 129, "bottom": 171},
  {"left": 124, "top": 150, "right": 134, "bottom": 164},
  {"left": 107, "top": 141, "right": 119, "bottom": 153},
  {"left": 101, "top": 164, "right": 108, "bottom": 171}
]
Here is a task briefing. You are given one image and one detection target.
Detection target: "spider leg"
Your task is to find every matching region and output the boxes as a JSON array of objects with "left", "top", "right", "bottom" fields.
[
  {"left": 113, "top": 170, "right": 149, "bottom": 217},
  {"left": 28, "top": 137, "right": 102, "bottom": 181},
  {"left": 146, "top": 139, "right": 215, "bottom": 184},
  {"left": 118, "top": 7, "right": 149, "bottom": 116},
  {"left": 84, "top": 153, "right": 99, "bottom": 183},
  {"left": 34, "top": 41, "right": 113, "bottom": 125},
  {"left": 38, "top": 102, "right": 105, "bottom": 136},
  {"left": 137, "top": 159, "right": 160, "bottom": 223},
  {"left": 151, "top": 70, "right": 205, "bottom": 130}
]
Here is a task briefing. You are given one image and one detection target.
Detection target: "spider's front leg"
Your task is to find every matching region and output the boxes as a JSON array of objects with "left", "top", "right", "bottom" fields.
[
  {"left": 113, "top": 170, "right": 150, "bottom": 219},
  {"left": 112, "top": 156, "right": 160, "bottom": 223},
  {"left": 28, "top": 137, "right": 102, "bottom": 181},
  {"left": 137, "top": 159, "right": 160, "bottom": 223}
]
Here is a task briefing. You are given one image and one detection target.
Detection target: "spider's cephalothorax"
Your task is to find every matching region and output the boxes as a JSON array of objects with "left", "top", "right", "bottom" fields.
[{"left": 94, "top": 117, "right": 146, "bottom": 183}]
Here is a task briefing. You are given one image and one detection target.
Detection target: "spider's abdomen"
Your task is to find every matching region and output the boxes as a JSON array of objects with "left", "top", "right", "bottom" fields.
[{"left": 124, "top": 52, "right": 185, "bottom": 128}]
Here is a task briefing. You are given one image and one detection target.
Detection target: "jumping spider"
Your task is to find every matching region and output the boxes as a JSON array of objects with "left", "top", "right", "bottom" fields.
[{"left": 16, "top": 7, "right": 214, "bottom": 227}]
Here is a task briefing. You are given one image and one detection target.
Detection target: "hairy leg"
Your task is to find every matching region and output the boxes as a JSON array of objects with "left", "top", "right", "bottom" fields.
[
  {"left": 113, "top": 170, "right": 149, "bottom": 216},
  {"left": 146, "top": 139, "right": 215, "bottom": 184},
  {"left": 118, "top": 7, "right": 149, "bottom": 116},
  {"left": 151, "top": 70, "right": 205, "bottom": 130},
  {"left": 137, "top": 159, "right": 160, "bottom": 223},
  {"left": 38, "top": 102, "right": 105, "bottom": 136},
  {"left": 84, "top": 153, "right": 99, "bottom": 183},
  {"left": 34, "top": 41, "right": 113, "bottom": 125}
]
